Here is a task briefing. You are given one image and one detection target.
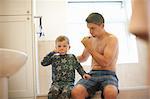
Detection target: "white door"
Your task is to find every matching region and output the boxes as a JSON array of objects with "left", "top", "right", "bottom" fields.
[{"left": 0, "top": 15, "right": 35, "bottom": 99}]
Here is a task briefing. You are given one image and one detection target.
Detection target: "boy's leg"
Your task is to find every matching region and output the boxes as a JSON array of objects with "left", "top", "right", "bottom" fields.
[
  {"left": 48, "top": 91, "right": 52, "bottom": 99},
  {"left": 59, "top": 84, "right": 74, "bottom": 99},
  {"left": 48, "top": 83, "right": 61, "bottom": 99}
]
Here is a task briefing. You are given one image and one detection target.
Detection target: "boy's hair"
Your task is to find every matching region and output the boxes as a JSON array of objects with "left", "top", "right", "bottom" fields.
[
  {"left": 86, "top": 12, "right": 105, "bottom": 25},
  {"left": 55, "top": 35, "right": 70, "bottom": 44}
]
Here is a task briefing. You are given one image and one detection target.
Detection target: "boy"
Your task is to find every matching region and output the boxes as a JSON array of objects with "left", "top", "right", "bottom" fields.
[{"left": 41, "top": 35, "right": 90, "bottom": 99}]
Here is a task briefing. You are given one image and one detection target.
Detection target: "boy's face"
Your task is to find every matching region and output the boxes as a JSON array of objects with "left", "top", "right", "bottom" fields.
[{"left": 55, "top": 40, "right": 70, "bottom": 55}]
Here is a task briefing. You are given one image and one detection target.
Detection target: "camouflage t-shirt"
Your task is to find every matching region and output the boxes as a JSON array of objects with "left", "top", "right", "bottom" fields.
[{"left": 41, "top": 52, "right": 86, "bottom": 82}]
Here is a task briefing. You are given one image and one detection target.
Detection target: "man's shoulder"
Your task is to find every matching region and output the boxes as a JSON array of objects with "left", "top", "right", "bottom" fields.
[
  {"left": 106, "top": 34, "right": 118, "bottom": 46},
  {"left": 107, "top": 34, "right": 118, "bottom": 41}
]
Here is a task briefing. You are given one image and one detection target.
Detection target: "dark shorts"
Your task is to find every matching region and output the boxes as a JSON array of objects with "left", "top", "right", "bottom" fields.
[{"left": 76, "top": 70, "right": 119, "bottom": 99}]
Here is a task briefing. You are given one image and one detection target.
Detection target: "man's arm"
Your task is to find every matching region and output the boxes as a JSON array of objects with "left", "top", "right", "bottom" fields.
[
  {"left": 77, "top": 48, "right": 90, "bottom": 63},
  {"left": 83, "top": 37, "right": 118, "bottom": 67}
]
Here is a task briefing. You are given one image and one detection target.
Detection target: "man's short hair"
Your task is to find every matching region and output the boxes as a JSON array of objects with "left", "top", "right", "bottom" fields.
[{"left": 86, "top": 13, "right": 105, "bottom": 24}]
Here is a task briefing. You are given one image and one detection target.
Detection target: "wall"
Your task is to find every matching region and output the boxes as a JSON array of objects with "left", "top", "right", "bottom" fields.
[
  {"left": 117, "top": 38, "right": 149, "bottom": 88},
  {"left": 38, "top": 40, "right": 55, "bottom": 94},
  {"left": 35, "top": 0, "right": 67, "bottom": 41}
]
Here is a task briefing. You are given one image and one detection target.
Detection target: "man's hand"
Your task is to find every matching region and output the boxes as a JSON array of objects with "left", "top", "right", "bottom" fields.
[
  {"left": 81, "top": 36, "right": 93, "bottom": 52},
  {"left": 81, "top": 36, "right": 92, "bottom": 47}
]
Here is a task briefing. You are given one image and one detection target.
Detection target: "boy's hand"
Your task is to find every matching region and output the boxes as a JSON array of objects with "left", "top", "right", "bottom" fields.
[
  {"left": 53, "top": 49, "right": 66, "bottom": 55},
  {"left": 83, "top": 73, "right": 91, "bottom": 80},
  {"left": 53, "top": 49, "right": 57, "bottom": 53}
]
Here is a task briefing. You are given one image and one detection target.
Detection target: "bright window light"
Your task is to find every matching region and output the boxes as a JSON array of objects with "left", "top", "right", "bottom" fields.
[{"left": 66, "top": 0, "right": 138, "bottom": 65}]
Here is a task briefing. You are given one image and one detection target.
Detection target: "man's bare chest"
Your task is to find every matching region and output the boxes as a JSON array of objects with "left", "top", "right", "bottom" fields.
[{"left": 92, "top": 40, "right": 107, "bottom": 54}]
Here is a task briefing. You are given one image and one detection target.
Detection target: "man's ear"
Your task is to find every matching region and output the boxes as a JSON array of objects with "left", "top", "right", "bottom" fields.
[
  {"left": 102, "top": 23, "right": 104, "bottom": 27},
  {"left": 98, "top": 23, "right": 104, "bottom": 28},
  {"left": 100, "top": 23, "right": 104, "bottom": 28}
]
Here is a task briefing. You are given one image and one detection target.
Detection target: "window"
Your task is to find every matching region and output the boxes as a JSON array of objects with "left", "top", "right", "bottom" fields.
[{"left": 66, "top": 0, "right": 138, "bottom": 65}]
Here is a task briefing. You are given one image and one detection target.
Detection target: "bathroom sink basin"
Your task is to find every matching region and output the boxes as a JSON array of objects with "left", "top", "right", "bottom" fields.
[
  {"left": 0, "top": 48, "right": 27, "bottom": 99},
  {"left": 0, "top": 48, "right": 27, "bottom": 77}
]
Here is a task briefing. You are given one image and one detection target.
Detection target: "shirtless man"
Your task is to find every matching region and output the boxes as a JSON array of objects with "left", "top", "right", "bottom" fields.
[{"left": 71, "top": 13, "right": 119, "bottom": 99}]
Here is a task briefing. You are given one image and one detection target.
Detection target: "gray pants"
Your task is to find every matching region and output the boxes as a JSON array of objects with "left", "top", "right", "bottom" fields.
[{"left": 48, "top": 82, "right": 74, "bottom": 99}]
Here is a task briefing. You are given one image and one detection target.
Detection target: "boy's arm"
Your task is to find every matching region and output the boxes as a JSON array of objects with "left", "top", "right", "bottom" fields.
[
  {"left": 73, "top": 55, "right": 87, "bottom": 76},
  {"left": 41, "top": 51, "right": 55, "bottom": 66},
  {"left": 73, "top": 55, "right": 91, "bottom": 79}
]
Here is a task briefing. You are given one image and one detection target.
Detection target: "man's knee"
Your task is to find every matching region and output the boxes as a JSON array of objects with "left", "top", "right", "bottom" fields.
[
  {"left": 103, "top": 85, "right": 118, "bottom": 99},
  {"left": 72, "top": 85, "right": 82, "bottom": 95},
  {"left": 71, "top": 85, "right": 88, "bottom": 98},
  {"left": 71, "top": 87, "right": 78, "bottom": 97}
]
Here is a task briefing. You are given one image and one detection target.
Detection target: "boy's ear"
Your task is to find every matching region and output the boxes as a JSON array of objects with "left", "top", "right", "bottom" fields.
[{"left": 69, "top": 46, "right": 71, "bottom": 49}]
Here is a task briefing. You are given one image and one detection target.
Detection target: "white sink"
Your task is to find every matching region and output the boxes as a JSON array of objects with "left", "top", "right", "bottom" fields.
[
  {"left": 0, "top": 48, "right": 27, "bottom": 77},
  {"left": 0, "top": 48, "right": 27, "bottom": 99}
]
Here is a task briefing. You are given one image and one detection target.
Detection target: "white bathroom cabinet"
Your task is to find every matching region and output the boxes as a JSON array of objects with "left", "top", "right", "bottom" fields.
[
  {"left": 0, "top": 0, "right": 32, "bottom": 15},
  {"left": 0, "top": 0, "right": 35, "bottom": 99}
]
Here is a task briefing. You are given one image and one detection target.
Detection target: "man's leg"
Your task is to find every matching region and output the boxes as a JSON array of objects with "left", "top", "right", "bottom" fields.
[
  {"left": 103, "top": 85, "right": 118, "bottom": 99},
  {"left": 71, "top": 84, "right": 89, "bottom": 99}
]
